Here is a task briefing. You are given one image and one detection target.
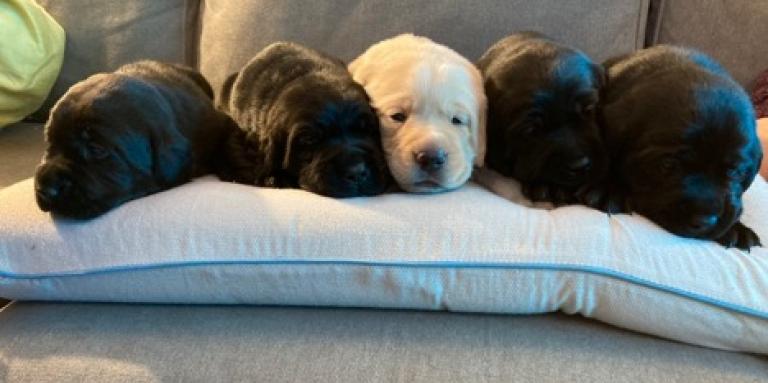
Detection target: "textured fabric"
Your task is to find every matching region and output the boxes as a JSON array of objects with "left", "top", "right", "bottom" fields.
[
  {"left": 752, "top": 69, "right": 768, "bottom": 118},
  {"left": 199, "top": 0, "right": 649, "bottom": 95},
  {"left": 0, "top": 0, "right": 64, "bottom": 128},
  {"left": 0, "top": 122, "right": 45, "bottom": 188},
  {"left": 31, "top": 0, "right": 195, "bottom": 118},
  {"left": 0, "top": 303, "right": 766, "bottom": 383},
  {"left": 653, "top": 0, "right": 768, "bottom": 87},
  {"left": 1, "top": 173, "right": 768, "bottom": 353}
]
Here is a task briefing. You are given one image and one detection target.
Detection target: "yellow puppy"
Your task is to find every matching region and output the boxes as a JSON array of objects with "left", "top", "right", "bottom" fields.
[{"left": 349, "top": 34, "right": 486, "bottom": 193}]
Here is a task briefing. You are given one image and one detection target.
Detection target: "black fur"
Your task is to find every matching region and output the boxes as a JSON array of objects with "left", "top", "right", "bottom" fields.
[
  {"left": 216, "top": 42, "right": 390, "bottom": 197},
  {"left": 34, "top": 61, "right": 234, "bottom": 219},
  {"left": 596, "top": 45, "right": 762, "bottom": 250},
  {"left": 477, "top": 32, "right": 606, "bottom": 205}
]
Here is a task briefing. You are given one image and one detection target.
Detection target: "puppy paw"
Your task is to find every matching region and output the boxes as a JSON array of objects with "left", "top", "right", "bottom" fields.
[
  {"left": 576, "top": 186, "right": 608, "bottom": 210},
  {"left": 522, "top": 183, "right": 549, "bottom": 203},
  {"left": 576, "top": 185, "right": 629, "bottom": 214},
  {"left": 523, "top": 183, "right": 575, "bottom": 206},
  {"left": 715, "top": 221, "right": 762, "bottom": 251}
]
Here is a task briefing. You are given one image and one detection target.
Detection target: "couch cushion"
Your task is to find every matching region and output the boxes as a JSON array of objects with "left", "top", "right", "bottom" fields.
[
  {"left": 1, "top": 174, "right": 767, "bottom": 354},
  {"left": 653, "top": 0, "right": 768, "bottom": 87},
  {"left": 0, "top": 122, "right": 45, "bottom": 188},
  {"left": 31, "top": 0, "right": 198, "bottom": 119},
  {"left": 199, "top": 0, "right": 650, "bottom": 95},
  {"left": 1, "top": 303, "right": 766, "bottom": 383}
]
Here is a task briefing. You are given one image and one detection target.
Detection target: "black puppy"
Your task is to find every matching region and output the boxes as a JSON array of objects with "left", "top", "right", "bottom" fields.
[
  {"left": 477, "top": 32, "right": 606, "bottom": 205},
  {"left": 217, "top": 42, "right": 389, "bottom": 197},
  {"left": 35, "top": 61, "right": 234, "bottom": 219},
  {"left": 599, "top": 45, "right": 763, "bottom": 249}
]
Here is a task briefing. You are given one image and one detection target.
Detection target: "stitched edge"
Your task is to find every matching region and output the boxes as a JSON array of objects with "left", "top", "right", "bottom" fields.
[{"left": 1, "top": 260, "right": 766, "bottom": 320}]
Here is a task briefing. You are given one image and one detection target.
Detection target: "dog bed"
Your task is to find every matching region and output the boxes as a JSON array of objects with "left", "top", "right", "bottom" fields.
[{"left": 1, "top": 175, "right": 767, "bottom": 354}]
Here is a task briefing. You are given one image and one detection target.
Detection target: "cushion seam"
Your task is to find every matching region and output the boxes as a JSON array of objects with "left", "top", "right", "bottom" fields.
[{"left": 2, "top": 260, "right": 766, "bottom": 320}]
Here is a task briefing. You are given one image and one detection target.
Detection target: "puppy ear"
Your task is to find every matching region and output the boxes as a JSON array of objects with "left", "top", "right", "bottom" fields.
[
  {"left": 592, "top": 63, "right": 606, "bottom": 90},
  {"left": 167, "top": 62, "right": 215, "bottom": 99},
  {"left": 129, "top": 81, "right": 192, "bottom": 185},
  {"left": 348, "top": 56, "right": 364, "bottom": 83},
  {"left": 150, "top": 120, "right": 190, "bottom": 185},
  {"left": 258, "top": 125, "right": 289, "bottom": 179},
  {"left": 106, "top": 76, "right": 192, "bottom": 185},
  {"left": 348, "top": 53, "right": 373, "bottom": 88},
  {"left": 217, "top": 72, "right": 239, "bottom": 113},
  {"left": 472, "top": 87, "right": 488, "bottom": 168},
  {"left": 213, "top": 120, "right": 255, "bottom": 183}
]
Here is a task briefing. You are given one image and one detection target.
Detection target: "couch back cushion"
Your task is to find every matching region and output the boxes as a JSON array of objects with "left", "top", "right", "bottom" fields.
[
  {"left": 652, "top": 0, "right": 768, "bottom": 88},
  {"left": 34, "top": 0, "right": 197, "bottom": 118},
  {"left": 199, "top": 0, "right": 650, "bottom": 95}
]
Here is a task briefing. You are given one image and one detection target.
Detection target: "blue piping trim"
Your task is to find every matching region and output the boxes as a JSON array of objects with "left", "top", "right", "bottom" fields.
[{"left": 1, "top": 260, "right": 766, "bottom": 319}]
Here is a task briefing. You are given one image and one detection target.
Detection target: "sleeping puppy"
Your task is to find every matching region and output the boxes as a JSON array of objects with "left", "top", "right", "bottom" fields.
[
  {"left": 218, "top": 42, "right": 389, "bottom": 197},
  {"left": 349, "top": 34, "right": 487, "bottom": 193},
  {"left": 599, "top": 45, "right": 763, "bottom": 249},
  {"left": 476, "top": 32, "right": 606, "bottom": 205},
  {"left": 34, "top": 60, "right": 233, "bottom": 219}
]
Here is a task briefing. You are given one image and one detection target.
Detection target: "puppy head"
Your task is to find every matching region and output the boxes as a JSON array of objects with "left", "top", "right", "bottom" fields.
[
  {"left": 350, "top": 34, "right": 486, "bottom": 193},
  {"left": 258, "top": 83, "right": 390, "bottom": 198},
  {"left": 482, "top": 43, "right": 605, "bottom": 192},
  {"left": 619, "top": 80, "right": 762, "bottom": 240},
  {"left": 34, "top": 73, "right": 186, "bottom": 219}
]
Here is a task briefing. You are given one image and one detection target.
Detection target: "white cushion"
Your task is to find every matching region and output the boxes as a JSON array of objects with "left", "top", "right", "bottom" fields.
[{"left": 1, "top": 175, "right": 767, "bottom": 354}]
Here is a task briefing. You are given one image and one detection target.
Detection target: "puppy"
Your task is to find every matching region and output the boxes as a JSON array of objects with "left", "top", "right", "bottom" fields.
[
  {"left": 34, "top": 61, "right": 233, "bottom": 219},
  {"left": 349, "top": 34, "right": 486, "bottom": 193},
  {"left": 476, "top": 32, "right": 606, "bottom": 205},
  {"left": 218, "top": 42, "right": 389, "bottom": 197},
  {"left": 599, "top": 45, "right": 763, "bottom": 249},
  {"left": 759, "top": 118, "right": 768, "bottom": 179}
]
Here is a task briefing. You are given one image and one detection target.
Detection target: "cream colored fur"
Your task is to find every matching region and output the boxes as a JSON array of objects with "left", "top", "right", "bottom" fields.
[{"left": 349, "top": 34, "right": 486, "bottom": 193}]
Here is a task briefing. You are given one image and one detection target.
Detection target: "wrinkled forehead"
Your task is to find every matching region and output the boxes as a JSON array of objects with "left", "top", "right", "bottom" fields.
[
  {"left": 550, "top": 52, "right": 598, "bottom": 90},
  {"left": 46, "top": 74, "right": 162, "bottom": 141},
  {"left": 52, "top": 75, "right": 147, "bottom": 120},
  {"left": 692, "top": 84, "right": 755, "bottom": 135},
  {"left": 371, "top": 59, "right": 480, "bottom": 112}
]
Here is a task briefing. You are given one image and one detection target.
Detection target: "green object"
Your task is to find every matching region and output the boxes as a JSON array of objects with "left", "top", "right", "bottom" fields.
[{"left": 0, "top": 0, "right": 64, "bottom": 128}]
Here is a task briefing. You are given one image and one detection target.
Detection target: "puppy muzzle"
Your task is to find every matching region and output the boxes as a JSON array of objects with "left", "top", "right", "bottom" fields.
[{"left": 34, "top": 162, "right": 73, "bottom": 211}]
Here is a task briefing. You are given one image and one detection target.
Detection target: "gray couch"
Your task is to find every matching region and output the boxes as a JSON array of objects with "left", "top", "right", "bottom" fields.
[{"left": 1, "top": 1, "right": 767, "bottom": 381}]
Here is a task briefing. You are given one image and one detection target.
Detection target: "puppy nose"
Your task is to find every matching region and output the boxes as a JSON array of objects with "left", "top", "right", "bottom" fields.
[
  {"left": 35, "top": 174, "right": 71, "bottom": 203},
  {"left": 688, "top": 214, "right": 719, "bottom": 232},
  {"left": 415, "top": 149, "right": 447, "bottom": 171},
  {"left": 567, "top": 156, "right": 592, "bottom": 172},
  {"left": 344, "top": 162, "right": 370, "bottom": 185}
]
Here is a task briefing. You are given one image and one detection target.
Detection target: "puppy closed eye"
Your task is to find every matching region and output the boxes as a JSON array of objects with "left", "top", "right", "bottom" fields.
[
  {"left": 79, "top": 142, "right": 109, "bottom": 160},
  {"left": 389, "top": 112, "right": 407, "bottom": 123},
  {"left": 580, "top": 102, "right": 596, "bottom": 116},
  {"left": 89, "top": 143, "right": 109, "bottom": 159},
  {"left": 356, "top": 119, "right": 376, "bottom": 134},
  {"left": 451, "top": 116, "right": 467, "bottom": 126},
  {"left": 659, "top": 156, "right": 680, "bottom": 175},
  {"left": 296, "top": 131, "right": 321, "bottom": 147},
  {"left": 520, "top": 111, "right": 543, "bottom": 135}
]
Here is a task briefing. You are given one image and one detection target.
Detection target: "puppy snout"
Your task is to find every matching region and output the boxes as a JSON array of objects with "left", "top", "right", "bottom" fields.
[
  {"left": 343, "top": 162, "right": 371, "bottom": 185},
  {"left": 414, "top": 149, "right": 447, "bottom": 172},
  {"left": 35, "top": 170, "right": 72, "bottom": 208},
  {"left": 687, "top": 213, "right": 719, "bottom": 233},
  {"left": 566, "top": 156, "right": 592, "bottom": 173}
]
